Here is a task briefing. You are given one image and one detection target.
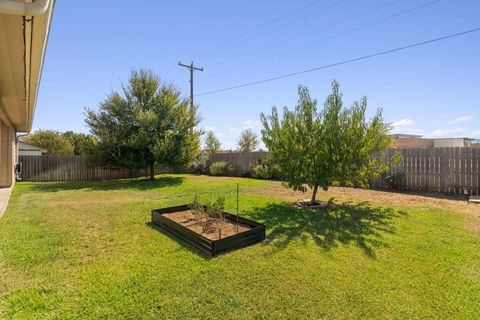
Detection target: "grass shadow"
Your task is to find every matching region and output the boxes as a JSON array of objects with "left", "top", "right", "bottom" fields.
[
  {"left": 248, "top": 199, "right": 407, "bottom": 258},
  {"left": 25, "top": 176, "right": 185, "bottom": 193}
]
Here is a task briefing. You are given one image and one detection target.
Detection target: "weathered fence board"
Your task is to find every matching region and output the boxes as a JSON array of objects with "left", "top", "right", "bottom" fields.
[
  {"left": 19, "top": 155, "right": 172, "bottom": 182},
  {"left": 19, "top": 148, "right": 480, "bottom": 195},
  {"left": 385, "top": 147, "right": 480, "bottom": 195}
]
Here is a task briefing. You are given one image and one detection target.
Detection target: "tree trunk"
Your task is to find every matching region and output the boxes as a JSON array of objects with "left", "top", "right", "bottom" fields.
[
  {"left": 149, "top": 162, "right": 155, "bottom": 181},
  {"left": 310, "top": 184, "right": 319, "bottom": 205}
]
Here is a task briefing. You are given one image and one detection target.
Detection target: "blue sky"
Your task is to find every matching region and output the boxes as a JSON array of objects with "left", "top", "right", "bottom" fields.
[{"left": 35, "top": 0, "right": 480, "bottom": 149}]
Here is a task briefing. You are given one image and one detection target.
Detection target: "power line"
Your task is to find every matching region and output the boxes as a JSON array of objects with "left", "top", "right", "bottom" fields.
[
  {"left": 207, "top": 0, "right": 441, "bottom": 78},
  {"left": 211, "top": 0, "right": 401, "bottom": 64},
  {"left": 192, "top": 0, "right": 326, "bottom": 59},
  {"left": 196, "top": 0, "right": 348, "bottom": 61},
  {"left": 196, "top": 26, "right": 480, "bottom": 97}
]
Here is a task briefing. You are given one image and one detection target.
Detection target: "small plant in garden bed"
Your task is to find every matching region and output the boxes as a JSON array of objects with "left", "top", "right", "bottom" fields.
[
  {"left": 152, "top": 198, "right": 266, "bottom": 256},
  {"left": 206, "top": 196, "right": 226, "bottom": 238},
  {"left": 189, "top": 196, "right": 228, "bottom": 237},
  {"left": 189, "top": 194, "right": 208, "bottom": 229}
]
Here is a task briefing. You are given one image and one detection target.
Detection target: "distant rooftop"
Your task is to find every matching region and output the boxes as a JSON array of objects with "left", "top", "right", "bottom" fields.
[{"left": 390, "top": 134, "right": 423, "bottom": 139}]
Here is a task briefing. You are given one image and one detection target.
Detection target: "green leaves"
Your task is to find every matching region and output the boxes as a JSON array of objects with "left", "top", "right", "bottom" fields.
[
  {"left": 204, "top": 131, "right": 222, "bottom": 154},
  {"left": 85, "top": 69, "right": 201, "bottom": 175},
  {"left": 238, "top": 129, "right": 259, "bottom": 152},
  {"left": 261, "top": 81, "right": 397, "bottom": 202},
  {"left": 23, "top": 130, "right": 74, "bottom": 155}
]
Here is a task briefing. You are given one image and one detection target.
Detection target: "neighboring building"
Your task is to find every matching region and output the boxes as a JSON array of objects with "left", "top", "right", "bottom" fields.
[
  {"left": 434, "top": 138, "right": 480, "bottom": 148},
  {"left": 390, "top": 134, "right": 423, "bottom": 139},
  {"left": 392, "top": 134, "right": 434, "bottom": 148},
  {"left": 392, "top": 134, "right": 480, "bottom": 148},
  {"left": 465, "top": 138, "right": 480, "bottom": 148},
  {"left": 18, "top": 141, "right": 46, "bottom": 156},
  {"left": 394, "top": 138, "right": 434, "bottom": 148},
  {"left": 0, "top": 0, "right": 55, "bottom": 187}
]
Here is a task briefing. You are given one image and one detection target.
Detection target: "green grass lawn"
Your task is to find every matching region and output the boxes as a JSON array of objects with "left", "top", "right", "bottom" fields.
[{"left": 0, "top": 174, "right": 479, "bottom": 319}]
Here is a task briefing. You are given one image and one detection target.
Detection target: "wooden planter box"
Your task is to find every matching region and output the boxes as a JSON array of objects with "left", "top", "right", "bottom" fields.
[{"left": 151, "top": 204, "right": 265, "bottom": 256}]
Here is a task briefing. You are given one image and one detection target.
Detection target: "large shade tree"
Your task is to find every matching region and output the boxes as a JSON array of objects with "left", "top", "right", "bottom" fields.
[
  {"left": 260, "top": 81, "right": 397, "bottom": 205},
  {"left": 85, "top": 69, "right": 201, "bottom": 180}
]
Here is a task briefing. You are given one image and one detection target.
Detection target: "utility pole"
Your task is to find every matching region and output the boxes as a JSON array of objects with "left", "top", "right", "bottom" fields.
[{"left": 178, "top": 61, "right": 204, "bottom": 109}]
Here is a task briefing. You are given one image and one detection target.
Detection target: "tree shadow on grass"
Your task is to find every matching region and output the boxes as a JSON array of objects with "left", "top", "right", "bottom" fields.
[
  {"left": 248, "top": 199, "right": 407, "bottom": 258},
  {"left": 25, "top": 176, "right": 185, "bottom": 193}
]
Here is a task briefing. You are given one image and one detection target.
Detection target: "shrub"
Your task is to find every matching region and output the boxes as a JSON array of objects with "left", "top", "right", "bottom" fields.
[
  {"left": 192, "top": 152, "right": 209, "bottom": 174},
  {"left": 253, "top": 157, "right": 281, "bottom": 180},
  {"left": 253, "top": 165, "right": 270, "bottom": 179},
  {"left": 381, "top": 171, "right": 405, "bottom": 190},
  {"left": 240, "top": 170, "right": 254, "bottom": 178},
  {"left": 209, "top": 161, "right": 232, "bottom": 176}
]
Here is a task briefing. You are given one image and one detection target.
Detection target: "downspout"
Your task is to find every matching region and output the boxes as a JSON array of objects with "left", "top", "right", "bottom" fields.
[
  {"left": 15, "top": 132, "right": 30, "bottom": 180},
  {"left": 0, "top": 0, "right": 50, "bottom": 16},
  {"left": 0, "top": 0, "right": 52, "bottom": 132}
]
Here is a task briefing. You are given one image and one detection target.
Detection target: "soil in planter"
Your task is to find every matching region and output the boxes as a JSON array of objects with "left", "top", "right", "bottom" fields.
[{"left": 163, "top": 210, "right": 250, "bottom": 240}]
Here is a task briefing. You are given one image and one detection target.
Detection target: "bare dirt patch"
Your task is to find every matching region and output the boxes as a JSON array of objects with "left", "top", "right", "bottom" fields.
[{"left": 164, "top": 210, "right": 250, "bottom": 240}]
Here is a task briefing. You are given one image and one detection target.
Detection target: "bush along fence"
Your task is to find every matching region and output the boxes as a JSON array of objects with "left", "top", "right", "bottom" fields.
[
  {"left": 18, "top": 155, "right": 172, "bottom": 182},
  {"left": 18, "top": 148, "right": 480, "bottom": 196},
  {"left": 207, "top": 151, "right": 269, "bottom": 176}
]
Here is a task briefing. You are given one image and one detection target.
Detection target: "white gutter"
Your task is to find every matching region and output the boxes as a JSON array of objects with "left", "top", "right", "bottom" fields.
[{"left": 0, "top": 0, "right": 50, "bottom": 16}]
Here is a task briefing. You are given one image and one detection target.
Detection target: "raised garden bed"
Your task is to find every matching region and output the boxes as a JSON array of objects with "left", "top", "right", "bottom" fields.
[{"left": 151, "top": 204, "right": 265, "bottom": 256}]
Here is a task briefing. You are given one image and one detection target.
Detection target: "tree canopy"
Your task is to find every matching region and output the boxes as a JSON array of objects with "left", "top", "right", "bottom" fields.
[
  {"left": 238, "top": 128, "right": 259, "bottom": 152},
  {"left": 204, "top": 130, "right": 221, "bottom": 154},
  {"left": 260, "top": 81, "right": 397, "bottom": 204},
  {"left": 85, "top": 69, "right": 201, "bottom": 180},
  {"left": 63, "top": 131, "right": 97, "bottom": 156},
  {"left": 23, "top": 130, "right": 74, "bottom": 155}
]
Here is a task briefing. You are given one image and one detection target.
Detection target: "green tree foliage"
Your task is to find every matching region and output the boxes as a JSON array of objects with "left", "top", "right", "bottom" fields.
[
  {"left": 238, "top": 128, "right": 259, "bottom": 152},
  {"left": 204, "top": 130, "right": 221, "bottom": 154},
  {"left": 63, "top": 131, "right": 97, "bottom": 156},
  {"left": 260, "top": 81, "right": 397, "bottom": 205},
  {"left": 85, "top": 69, "right": 201, "bottom": 180},
  {"left": 23, "top": 129, "right": 74, "bottom": 155}
]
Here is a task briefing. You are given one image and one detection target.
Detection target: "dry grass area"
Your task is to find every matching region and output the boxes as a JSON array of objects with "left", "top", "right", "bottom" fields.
[{"left": 247, "top": 180, "right": 480, "bottom": 233}]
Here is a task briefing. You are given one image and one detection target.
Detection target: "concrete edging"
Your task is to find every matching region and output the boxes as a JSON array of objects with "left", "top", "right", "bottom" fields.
[{"left": 0, "top": 186, "right": 13, "bottom": 220}]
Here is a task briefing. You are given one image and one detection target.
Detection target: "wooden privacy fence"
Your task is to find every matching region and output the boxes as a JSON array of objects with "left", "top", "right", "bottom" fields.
[
  {"left": 378, "top": 148, "right": 480, "bottom": 195},
  {"left": 19, "top": 155, "right": 172, "bottom": 182},
  {"left": 18, "top": 148, "right": 480, "bottom": 195},
  {"left": 208, "top": 148, "right": 480, "bottom": 195},
  {"left": 207, "top": 151, "right": 269, "bottom": 175}
]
